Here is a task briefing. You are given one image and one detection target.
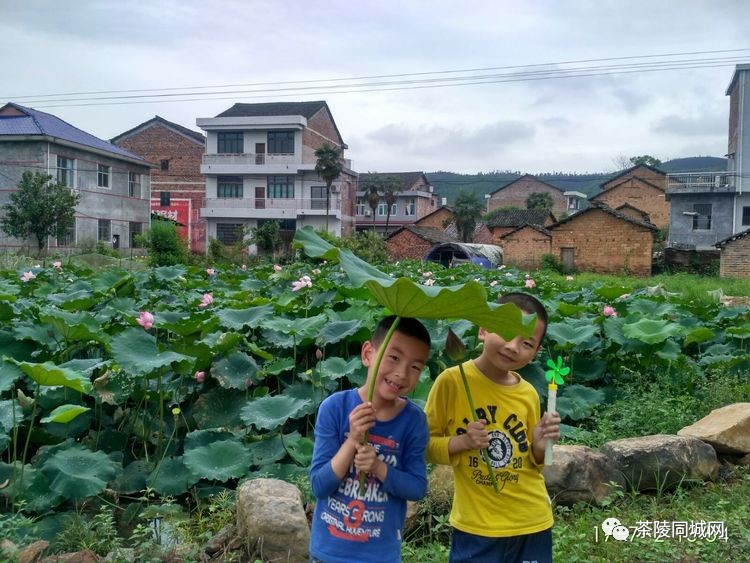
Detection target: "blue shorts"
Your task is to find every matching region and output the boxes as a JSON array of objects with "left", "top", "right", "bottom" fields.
[{"left": 449, "top": 527, "right": 552, "bottom": 563}]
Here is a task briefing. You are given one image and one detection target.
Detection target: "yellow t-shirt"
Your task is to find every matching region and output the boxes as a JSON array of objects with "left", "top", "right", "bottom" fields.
[{"left": 425, "top": 360, "right": 553, "bottom": 537}]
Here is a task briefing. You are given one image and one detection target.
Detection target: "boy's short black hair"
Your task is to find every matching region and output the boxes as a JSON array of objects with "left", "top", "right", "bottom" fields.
[
  {"left": 372, "top": 315, "right": 431, "bottom": 348},
  {"left": 497, "top": 292, "right": 548, "bottom": 344}
]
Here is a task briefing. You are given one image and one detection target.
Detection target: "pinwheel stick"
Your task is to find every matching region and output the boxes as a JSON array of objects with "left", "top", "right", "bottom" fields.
[
  {"left": 544, "top": 383, "right": 557, "bottom": 465},
  {"left": 543, "top": 356, "right": 568, "bottom": 465}
]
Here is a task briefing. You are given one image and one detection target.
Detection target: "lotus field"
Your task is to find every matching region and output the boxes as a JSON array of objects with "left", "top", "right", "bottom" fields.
[{"left": 1, "top": 228, "right": 749, "bottom": 539}]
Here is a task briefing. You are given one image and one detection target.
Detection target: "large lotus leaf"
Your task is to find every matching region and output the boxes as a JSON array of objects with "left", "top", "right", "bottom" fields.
[
  {"left": 0, "top": 434, "right": 8, "bottom": 455},
  {"left": 0, "top": 461, "right": 62, "bottom": 513},
  {"left": 5, "top": 358, "right": 92, "bottom": 393},
  {"left": 569, "top": 357, "right": 607, "bottom": 383},
  {"left": 263, "top": 330, "right": 296, "bottom": 349},
  {"left": 59, "top": 358, "right": 108, "bottom": 375},
  {"left": 40, "top": 404, "right": 91, "bottom": 424},
  {"left": 684, "top": 327, "right": 716, "bottom": 347},
  {"left": 91, "top": 268, "right": 134, "bottom": 294},
  {"left": 282, "top": 381, "right": 322, "bottom": 416},
  {"left": 283, "top": 431, "right": 314, "bottom": 466},
  {"left": 184, "top": 429, "right": 237, "bottom": 450},
  {"left": 199, "top": 331, "right": 243, "bottom": 354},
  {"left": 247, "top": 435, "right": 286, "bottom": 466},
  {"left": 555, "top": 385, "right": 606, "bottom": 422},
  {"left": 13, "top": 321, "right": 59, "bottom": 348},
  {"left": 555, "top": 301, "right": 587, "bottom": 317},
  {"left": 317, "top": 356, "right": 362, "bottom": 382},
  {"left": 627, "top": 299, "right": 676, "bottom": 318},
  {"left": 240, "top": 277, "right": 265, "bottom": 292},
  {"left": 46, "top": 289, "right": 97, "bottom": 311},
  {"left": 317, "top": 319, "right": 364, "bottom": 346},
  {"left": 92, "top": 370, "right": 133, "bottom": 405},
  {"left": 726, "top": 324, "right": 750, "bottom": 339},
  {"left": 260, "top": 356, "right": 294, "bottom": 376},
  {"left": 212, "top": 352, "right": 259, "bottom": 389},
  {"left": 546, "top": 320, "right": 599, "bottom": 349},
  {"left": 240, "top": 394, "right": 311, "bottom": 431},
  {"left": 109, "top": 328, "right": 194, "bottom": 376},
  {"left": 0, "top": 300, "right": 13, "bottom": 321},
  {"left": 0, "top": 278, "right": 20, "bottom": 298},
  {"left": 41, "top": 445, "right": 117, "bottom": 500},
  {"left": 0, "top": 330, "right": 35, "bottom": 362},
  {"left": 622, "top": 318, "right": 682, "bottom": 344},
  {"left": 655, "top": 339, "right": 682, "bottom": 361},
  {"left": 262, "top": 314, "right": 328, "bottom": 340},
  {"left": 149, "top": 457, "right": 198, "bottom": 495},
  {"left": 311, "top": 289, "right": 339, "bottom": 309},
  {"left": 0, "top": 399, "right": 23, "bottom": 433},
  {"left": 153, "top": 265, "right": 187, "bottom": 281},
  {"left": 183, "top": 439, "right": 251, "bottom": 482},
  {"left": 245, "top": 462, "right": 308, "bottom": 482},
  {"left": 158, "top": 311, "right": 214, "bottom": 337},
  {"left": 216, "top": 304, "right": 275, "bottom": 330},
  {"left": 192, "top": 388, "right": 246, "bottom": 429},
  {"left": 593, "top": 284, "right": 632, "bottom": 300},
  {"left": 111, "top": 459, "right": 150, "bottom": 494},
  {"left": 0, "top": 361, "right": 23, "bottom": 396},
  {"left": 294, "top": 226, "right": 535, "bottom": 340},
  {"left": 38, "top": 309, "right": 104, "bottom": 343}
]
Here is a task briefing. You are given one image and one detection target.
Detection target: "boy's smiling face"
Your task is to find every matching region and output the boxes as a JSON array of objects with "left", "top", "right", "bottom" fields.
[
  {"left": 476, "top": 316, "right": 546, "bottom": 379},
  {"left": 361, "top": 330, "right": 430, "bottom": 403}
]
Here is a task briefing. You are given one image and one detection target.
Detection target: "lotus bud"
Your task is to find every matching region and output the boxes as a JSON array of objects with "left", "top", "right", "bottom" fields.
[{"left": 445, "top": 328, "right": 467, "bottom": 363}]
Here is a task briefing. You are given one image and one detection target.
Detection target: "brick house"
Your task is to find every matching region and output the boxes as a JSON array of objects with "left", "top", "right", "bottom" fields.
[
  {"left": 486, "top": 174, "right": 567, "bottom": 218},
  {"left": 715, "top": 228, "right": 750, "bottom": 277},
  {"left": 356, "top": 171, "right": 439, "bottom": 235},
  {"left": 615, "top": 203, "right": 651, "bottom": 223},
  {"left": 592, "top": 164, "right": 669, "bottom": 228},
  {"left": 486, "top": 209, "right": 556, "bottom": 243},
  {"left": 386, "top": 225, "right": 456, "bottom": 261},
  {"left": 414, "top": 206, "right": 454, "bottom": 229},
  {"left": 500, "top": 224, "right": 552, "bottom": 270},
  {"left": 549, "top": 202, "right": 658, "bottom": 276},
  {"left": 111, "top": 116, "right": 206, "bottom": 253}
]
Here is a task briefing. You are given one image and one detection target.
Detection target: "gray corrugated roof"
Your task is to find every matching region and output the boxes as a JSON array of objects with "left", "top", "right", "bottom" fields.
[
  {"left": 216, "top": 101, "right": 328, "bottom": 119},
  {"left": 359, "top": 172, "right": 429, "bottom": 190},
  {"left": 111, "top": 115, "right": 205, "bottom": 145},
  {"left": 0, "top": 102, "right": 146, "bottom": 162}
]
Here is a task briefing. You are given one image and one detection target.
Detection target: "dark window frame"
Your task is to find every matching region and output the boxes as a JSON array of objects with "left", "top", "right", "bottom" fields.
[
  {"left": 97, "top": 164, "right": 111, "bottom": 188},
  {"left": 98, "top": 219, "right": 111, "bottom": 242},
  {"left": 217, "top": 131, "right": 244, "bottom": 154},
  {"left": 128, "top": 172, "right": 141, "bottom": 198},
  {"left": 216, "top": 223, "right": 244, "bottom": 245},
  {"left": 742, "top": 206, "right": 750, "bottom": 226},
  {"left": 267, "top": 130, "right": 295, "bottom": 154},
  {"left": 692, "top": 203, "right": 712, "bottom": 231},
  {"left": 267, "top": 175, "right": 295, "bottom": 199},
  {"left": 217, "top": 176, "right": 244, "bottom": 198},
  {"left": 57, "top": 156, "right": 74, "bottom": 187}
]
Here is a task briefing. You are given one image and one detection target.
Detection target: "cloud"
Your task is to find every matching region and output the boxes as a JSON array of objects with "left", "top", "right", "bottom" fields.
[{"left": 651, "top": 113, "right": 727, "bottom": 136}]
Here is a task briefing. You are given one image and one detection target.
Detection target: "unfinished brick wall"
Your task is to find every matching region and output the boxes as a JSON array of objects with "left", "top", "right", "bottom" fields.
[
  {"left": 720, "top": 237, "right": 750, "bottom": 277},
  {"left": 551, "top": 209, "right": 654, "bottom": 276},
  {"left": 303, "top": 108, "right": 344, "bottom": 159},
  {"left": 601, "top": 165, "right": 666, "bottom": 190},
  {"left": 501, "top": 227, "right": 551, "bottom": 270},
  {"left": 488, "top": 177, "right": 567, "bottom": 218},
  {"left": 386, "top": 230, "right": 434, "bottom": 261},
  {"left": 415, "top": 208, "right": 454, "bottom": 229},
  {"left": 594, "top": 179, "right": 669, "bottom": 227}
]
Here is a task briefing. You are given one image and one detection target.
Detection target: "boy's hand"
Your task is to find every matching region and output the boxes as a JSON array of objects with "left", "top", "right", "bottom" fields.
[
  {"left": 463, "top": 419, "right": 490, "bottom": 450},
  {"left": 347, "top": 402, "right": 376, "bottom": 445},
  {"left": 533, "top": 411, "right": 561, "bottom": 444},
  {"left": 354, "top": 444, "right": 386, "bottom": 480}
]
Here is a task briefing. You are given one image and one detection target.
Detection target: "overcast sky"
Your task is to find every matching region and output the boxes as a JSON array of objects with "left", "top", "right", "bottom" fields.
[{"left": 2, "top": 0, "right": 748, "bottom": 174}]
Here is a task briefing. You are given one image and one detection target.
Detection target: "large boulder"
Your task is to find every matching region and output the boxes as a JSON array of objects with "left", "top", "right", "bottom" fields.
[
  {"left": 678, "top": 403, "right": 750, "bottom": 454},
  {"left": 236, "top": 478, "right": 310, "bottom": 562},
  {"left": 542, "top": 445, "right": 626, "bottom": 505},
  {"left": 599, "top": 434, "right": 718, "bottom": 491}
]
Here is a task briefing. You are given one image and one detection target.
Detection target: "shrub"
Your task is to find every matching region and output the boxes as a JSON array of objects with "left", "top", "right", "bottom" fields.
[
  {"left": 340, "top": 231, "right": 388, "bottom": 264},
  {"left": 139, "top": 219, "right": 187, "bottom": 266},
  {"left": 540, "top": 253, "right": 565, "bottom": 273}
]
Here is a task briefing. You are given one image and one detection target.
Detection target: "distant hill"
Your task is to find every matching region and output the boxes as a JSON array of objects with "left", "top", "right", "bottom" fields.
[{"left": 426, "top": 156, "right": 728, "bottom": 205}]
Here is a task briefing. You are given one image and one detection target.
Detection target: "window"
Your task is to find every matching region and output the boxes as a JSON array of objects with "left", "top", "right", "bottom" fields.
[
  {"left": 743, "top": 206, "right": 750, "bottom": 226},
  {"left": 57, "top": 222, "right": 75, "bottom": 246},
  {"left": 97, "top": 164, "right": 110, "bottom": 188},
  {"left": 98, "top": 219, "right": 111, "bottom": 242},
  {"left": 356, "top": 198, "right": 365, "bottom": 216},
  {"left": 378, "top": 202, "right": 388, "bottom": 216},
  {"left": 217, "top": 176, "right": 243, "bottom": 198},
  {"left": 57, "top": 156, "right": 74, "bottom": 187},
  {"left": 217, "top": 131, "right": 244, "bottom": 154},
  {"left": 160, "top": 159, "right": 169, "bottom": 171},
  {"left": 216, "top": 223, "right": 244, "bottom": 245},
  {"left": 311, "top": 186, "right": 327, "bottom": 209},
  {"left": 267, "top": 176, "right": 294, "bottom": 198},
  {"left": 128, "top": 172, "right": 141, "bottom": 198},
  {"left": 692, "top": 204, "right": 712, "bottom": 230},
  {"left": 267, "top": 130, "right": 295, "bottom": 154},
  {"left": 405, "top": 198, "right": 416, "bottom": 216},
  {"left": 130, "top": 222, "right": 143, "bottom": 248},
  {"left": 568, "top": 197, "right": 580, "bottom": 210}
]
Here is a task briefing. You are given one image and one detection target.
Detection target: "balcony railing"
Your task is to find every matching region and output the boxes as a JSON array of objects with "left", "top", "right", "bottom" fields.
[
  {"left": 203, "top": 197, "right": 340, "bottom": 211},
  {"left": 666, "top": 172, "right": 738, "bottom": 194},
  {"left": 202, "top": 153, "right": 298, "bottom": 166}
]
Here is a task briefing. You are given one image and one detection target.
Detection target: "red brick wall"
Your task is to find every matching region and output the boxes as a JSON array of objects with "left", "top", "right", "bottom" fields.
[
  {"left": 415, "top": 208, "right": 454, "bottom": 228},
  {"left": 594, "top": 179, "right": 668, "bottom": 227},
  {"left": 488, "top": 177, "right": 567, "bottom": 217},
  {"left": 386, "top": 230, "right": 434, "bottom": 261},
  {"left": 551, "top": 209, "right": 654, "bottom": 276},
  {"left": 501, "top": 226, "right": 551, "bottom": 270},
  {"left": 720, "top": 237, "right": 750, "bottom": 277},
  {"left": 601, "top": 165, "right": 665, "bottom": 190},
  {"left": 303, "top": 108, "right": 344, "bottom": 157}
]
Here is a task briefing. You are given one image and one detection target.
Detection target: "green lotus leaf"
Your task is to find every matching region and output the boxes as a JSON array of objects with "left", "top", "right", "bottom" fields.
[
  {"left": 40, "top": 404, "right": 91, "bottom": 424},
  {"left": 38, "top": 309, "right": 103, "bottom": 343},
  {"left": 240, "top": 394, "right": 311, "bottom": 431},
  {"left": 570, "top": 358, "right": 607, "bottom": 383},
  {"left": 0, "top": 300, "right": 13, "bottom": 321},
  {"left": 199, "top": 331, "right": 244, "bottom": 354},
  {"left": 246, "top": 462, "right": 308, "bottom": 482},
  {"left": 41, "top": 445, "right": 117, "bottom": 500},
  {"left": 555, "top": 384, "right": 606, "bottom": 421},
  {"left": 212, "top": 352, "right": 259, "bottom": 389},
  {"left": 0, "top": 330, "right": 35, "bottom": 362},
  {"left": 192, "top": 388, "right": 246, "bottom": 429},
  {"left": 111, "top": 459, "right": 151, "bottom": 494},
  {"left": 0, "top": 434, "right": 8, "bottom": 456},
  {"left": 159, "top": 312, "right": 212, "bottom": 336},
  {"left": 247, "top": 435, "right": 286, "bottom": 466},
  {"left": 240, "top": 277, "right": 265, "bottom": 292},
  {"left": 317, "top": 356, "right": 363, "bottom": 382},
  {"left": 183, "top": 439, "right": 251, "bottom": 482},
  {"left": 283, "top": 382, "right": 323, "bottom": 416},
  {"left": 0, "top": 399, "right": 23, "bottom": 433},
  {"left": 153, "top": 265, "right": 187, "bottom": 281},
  {"left": 627, "top": 299, "right": 676, "bottom": 318},
  {"left": 317, "top": 319, "right": 364, "bottom": 346},
  {"left": 184, "top": 429, "right": 237, "bottom": 450},
  {"left": 59, "top": 358, "right": 108, "bottom": 375},
  {"left": 262, "top": 314, "right": 328, "bottom": 339},
  {"left": 261, "top": 356, "right": 295, "bottom": 376},
  {"left": 13, "top": 322, "right": 59, "bottom": 348},
  {"left": 283, "top": 432, "right": 314, "bottom": 466},
  {"left": 622, "top": 318, "right": 682, "bottom": 344},
  {"left": 216, "top": 304, "right": 275, "bottom": 330},
  {"left": 91, "top": 268, "right": 134, "bottom": 295},
  {"left": 150, "top": 457, "right": 198, "bottom": 495},
  {"left": 46, "top": 289, "right": 97, "bottom": 311},
  {"left": 656, "top": 339, "right": 682, "bottom": 361},
  {"left": 0, "top": 360, "right": 24, "bottom": 394},
  {"left": 555, "top": 302, "right": 587, "bottom": 317},
  {"left": 593, "top": 284, "right": 632, "bottom": 300},
  {"left": 726, "top": 324, "right": 750, "bottom": 339},
  {"left": 684, "top": 327, "right": 716, "bottom": 347},
  {"left": 4, "top": 358, "right": 92, "bottom": 394},
  {"left": 0, "top": 461, "right": 62, "bottom": 513},
  {"left": 546, "top": 320, "right": 599, "bottom": 349},
  {"left": 109, "top": 328, "right": 195, "bottom": 376}
]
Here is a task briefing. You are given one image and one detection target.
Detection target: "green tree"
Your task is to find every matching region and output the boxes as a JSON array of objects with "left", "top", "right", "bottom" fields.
[
  {"left": 453, "top": 191, "right": 484, "bottom": 242},
  {"left": 381, "top": 175, "right": 402, "bottom": 236},
  {"left": 250, "top": 220, "right": 282, "bottom": 256},
  {"left": 361, "top": 174, "right": 382, "bottom": 232},
  {"left": 138, "top": 218, "right": 187, "bottom": 266},
  {"left": 526, "top": 192, "right": 553, "bottom": 212},
  {"left": 629, "top": 155, "right": 662, "bottom": 167},
  {"left": 314, "top": 144, "right": 343, "bottom": 233},
  {"left": 1, "top": 171, "right": 80, "bottom": 251}
]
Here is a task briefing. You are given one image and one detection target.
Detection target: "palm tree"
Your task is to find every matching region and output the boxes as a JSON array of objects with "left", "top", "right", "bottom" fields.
[
  {"left": 314, "top": 144, "right": 343, "bottom": 233},
  {"left": 361, "top": 174, "right": 382, "bottom": 232},
  {"left": 453, "top": 191, "right": 484, "bottom": 242},
  {"left": 381, "top": 175, "right": 402, "bottom": 236}
]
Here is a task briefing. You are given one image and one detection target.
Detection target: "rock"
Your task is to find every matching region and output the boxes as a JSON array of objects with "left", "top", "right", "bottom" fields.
[
  {"left": 236, "top": 478, "right": 309, "bottom": 563},
  {"left": 739, "top": 453, "right": 750, "bottom": 468},
  {"left": 542, "top": 445, "right": 626, "bottom": 505},
  {"left": 19, "top": 540, "right": 48, "bottom": 563},
  {"left": 678, "top": 403, "right": 750, "bottom": 454},
  {"left": 53, "top": 550, "right": 100, "bottom": 562},
  {"left": 404, "top": 465, "right": 454, "bottom": 534},
  {"left": 599, "top": 434, "right": 718, "bottom": 491}
]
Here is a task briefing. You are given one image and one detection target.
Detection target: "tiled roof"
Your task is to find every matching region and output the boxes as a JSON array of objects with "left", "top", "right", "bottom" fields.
[
  {"left": 592, "top": 175, "right": 664, "bottom": 198},
  {"left": 388, "top": 225, "right": 457, "bottom": 244},
  {"left": 486, "top": 209, "right": 553, "bottom": 228},
  {"left": 598, "top": 164, "right": 665, "bottom": 189},
  {"left": 715, "top": 227, "right": 750, "bottom": 248},
  {"left": 550, "top": 201, "right": 658, "bottom": 231},
  {"left": 444, "top": 221, "right": 487, "bottom": 239},
  {"left": 0, "top": 102, "right": 146, "bottom": 162},
  {"left": 489, "top": 173, "right": 565, "bottom": 195},
  {"left": 111, "top": 115, "right": 205, "bottom": 145},
  {"left": 499, "top": 223, "right": 552, "bottom": 239},
  {"left": 359, "top": 172, "right": 429, "bottom": 190},
  {"left": 216, "top": 101, "right": 329, "bottom": 119}
]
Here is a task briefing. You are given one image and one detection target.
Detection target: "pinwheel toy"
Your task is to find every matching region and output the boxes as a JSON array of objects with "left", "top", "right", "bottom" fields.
[{"left": 543, "top": 356, "right": 569, "bottom": 464}]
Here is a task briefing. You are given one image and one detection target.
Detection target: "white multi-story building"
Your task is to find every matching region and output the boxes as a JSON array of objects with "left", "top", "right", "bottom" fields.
[{"left": 197, "top": 101, "right": 356, "bottom": 248}]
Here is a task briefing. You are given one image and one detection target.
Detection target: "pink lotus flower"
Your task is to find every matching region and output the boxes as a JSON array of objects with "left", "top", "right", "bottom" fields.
[
  {"left": 525, "top": 278, "right": 536, "bottom": 289},
  {"left": 315, "top": 347, "right": 323, "bottom": 360},
  {"left": 241, "top": 264, "right": 247, "bottom": 270},
  {"left": 52, "top": 260, "right": 62, "bottom": 269},
  {"left": 198, "top": 293, "right": 213, "bottom": 308},
  {"left": 20, "top": 271, "right": 36, "bottom": 283},
  {"left": 273, "top": 264, "right": 282, "bottom": 272},
  {"left": 490, "top": 280, "right": 498, "bottom": 287},
  {"left": 602, "top": 305, "right": 618, "bottom": 318},
  {"left": 136, "top": 311, "right": 154, "bottom": 330},
  {"left": 424, "top": 278, "right": 436, "bottom": 286},
  {"left": 422, "top": 271, "right": 433, "bottom": 277},
  {"left": 194, "top": 371, "right": 205, "bottom": 383},
  {"left": 206, "top": 268, "right": 215, "bottom": 276},
  {"left": 292, "top": 275, "right": 313, "bottom": 291}
]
